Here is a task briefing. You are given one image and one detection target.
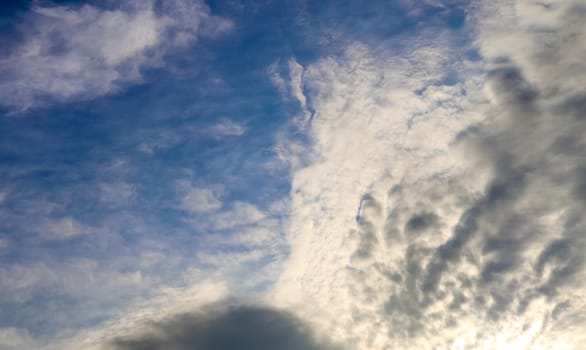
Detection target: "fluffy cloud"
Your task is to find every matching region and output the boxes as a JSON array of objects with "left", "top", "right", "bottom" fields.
[
  {"left": 271, "top": 1, "right": 586, "bottom": 349},
  {"left": 0, "top": 0, "right": 231, "bottom": 111}
]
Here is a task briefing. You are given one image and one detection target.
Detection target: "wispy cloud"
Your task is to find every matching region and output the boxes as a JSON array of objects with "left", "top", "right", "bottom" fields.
[
  {"left": 42, "top": 216, "right": 87, "bottom": 240},
  {"left": 268, "top": 58, "right": 312, "bottom": 128},
  {"left": 267, "top": 60, "right": 289, "bottom": 97},
  {"left": 0, "top": 259, "right": 145, "bottom": 303},
  {"left": 0, "top": 0, "right": 231, "bottom": 112},
  {"left": 204, "top": 201, "right": 267, "bottom": 231},
  {"left": 181, "top": 186, "right": 223, "bottom": 213},
  {"left": 208, "top": 119, "right": 247, "bottom": 137},
  {"left": 99, "top": 182, "right": 136, "bottom": 207}
]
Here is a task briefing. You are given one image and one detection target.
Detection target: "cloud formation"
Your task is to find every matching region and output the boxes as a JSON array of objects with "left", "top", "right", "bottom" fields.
[
  {"left": 272, "top": 0, "right": 586, "bottom": 349},
  {"left": 2, "top": 1, "right": 585, "bottom": 349},
  {"left": 42, "top": 216, "right": 87, "bottom": 240},
  {"left": 181, "top": 186, "right": 223, "bottom": 213},
  {"left": 0, "top": 0, "right": 230, "bottom": 111},
  {"left": 107, "top": 303, "right": 339, "bottom": 350},
  {"left": 0, "top": 328, "right": 38, "bottom": 350}
]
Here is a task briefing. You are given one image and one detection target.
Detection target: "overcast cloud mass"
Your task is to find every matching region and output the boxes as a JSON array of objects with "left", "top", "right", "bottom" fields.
[{"left": 0, "top": 0, "right": 585, "bottom": 349}]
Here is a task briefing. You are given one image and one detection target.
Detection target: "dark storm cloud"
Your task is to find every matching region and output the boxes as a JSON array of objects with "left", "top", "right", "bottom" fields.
[{"left": 108, "top": 303, "right": 340, "bottom": 350}]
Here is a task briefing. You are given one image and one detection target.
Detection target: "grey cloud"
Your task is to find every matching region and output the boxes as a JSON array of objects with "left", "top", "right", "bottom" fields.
[
  {"left": 108, "top": 303, "right": 340, "bottom": 350},
  {"left": 419, "top": 51, "right": 583, "bottom": 296},
  {"left": 535, "top": 238, "right": 573, "bottom": 278},
  {"left": 553, "top": 94, "right": 586, "bottom": 120},
  {"left": 352, "top": 226, "right": 379, "bottom": 261},
  {"left": 404, "top": 212, "right": 439, "bottom": 234},
  {"left": 341, "top": 2, "right": 586, "bottom": 347},
  {"left": 487, "top": 66, "right": 538, "bottom": 108},
  {"left": 352, "top": 195, "right": 383, "bottom": 261}
]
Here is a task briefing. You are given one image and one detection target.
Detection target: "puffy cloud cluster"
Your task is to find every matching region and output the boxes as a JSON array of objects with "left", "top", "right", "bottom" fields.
[
  {"left": 272, "top": 0, "right": 586, "bottom": 349},
  {"left": 0, "top": 0, "right": 231, "bottom": 111}
]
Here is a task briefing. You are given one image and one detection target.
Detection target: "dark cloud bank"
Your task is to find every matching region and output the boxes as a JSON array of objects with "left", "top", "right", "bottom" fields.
[{"left": 108, "top": 303, "right": 340, "bottom": 350}]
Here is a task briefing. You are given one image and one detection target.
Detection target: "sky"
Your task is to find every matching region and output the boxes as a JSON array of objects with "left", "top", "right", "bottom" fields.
[{"left": 0, "top": 0, "right": 585, "bottom": 349}]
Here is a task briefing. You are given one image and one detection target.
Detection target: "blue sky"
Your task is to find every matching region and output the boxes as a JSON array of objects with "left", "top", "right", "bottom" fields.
[{"left": 1, "top": 0, "right": 586, "bottom": 349}]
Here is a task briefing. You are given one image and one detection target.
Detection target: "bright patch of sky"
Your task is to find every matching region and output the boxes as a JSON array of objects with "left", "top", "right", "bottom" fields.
[{"left": 1, "top": 0, "right": 585, "bottom": 349}]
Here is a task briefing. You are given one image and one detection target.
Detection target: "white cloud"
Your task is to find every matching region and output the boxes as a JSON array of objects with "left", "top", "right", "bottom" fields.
[
  {"left": 3, "top": 2, "right": 584, "bottom": 349},
  {"left": 267, "top": 59, "right": 288, "bottom": 96},
  {"left": 288, "top": 58, "right": 313, "bottom": 127},
  {"left": 196, "top": 249, "right": 267, "bottom": 270},
  {"left": 99, "top": 182, "right": 135, "bottom": 206},
  {"left": 137, "top": 131, "right": 182, "bottom": 155},
  {"left": 177, "top": 186, "right": 285, "bottom": 288},
  {"left": 206, "top": 201, "right": 267, "bottom": 231},
  {"left": 268, "top": 37, "right": 483, "bottom": 346},
  {"left": 209, "top": 226, "right": 276, "bottom": 248},
  {"left": 208, "top": 119, "right": 247, "bottom": 137},
  {"left": 0, "top": 259, "right": 145, "bottom": 304},
  {"left": 181, "top": 187, "right": 222, "bottom": 213},
  {"left": 42, "top": 216, "right": 87, "bottom": 240},
  {"left": 0, "top": 0, "right": 231, "bottom": 112},
  {"left": 177, "top": 196, "right": 289, "bottom": 298},
  {"left": 267, "top": 58, "right": 313, "bottom": 128}
]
